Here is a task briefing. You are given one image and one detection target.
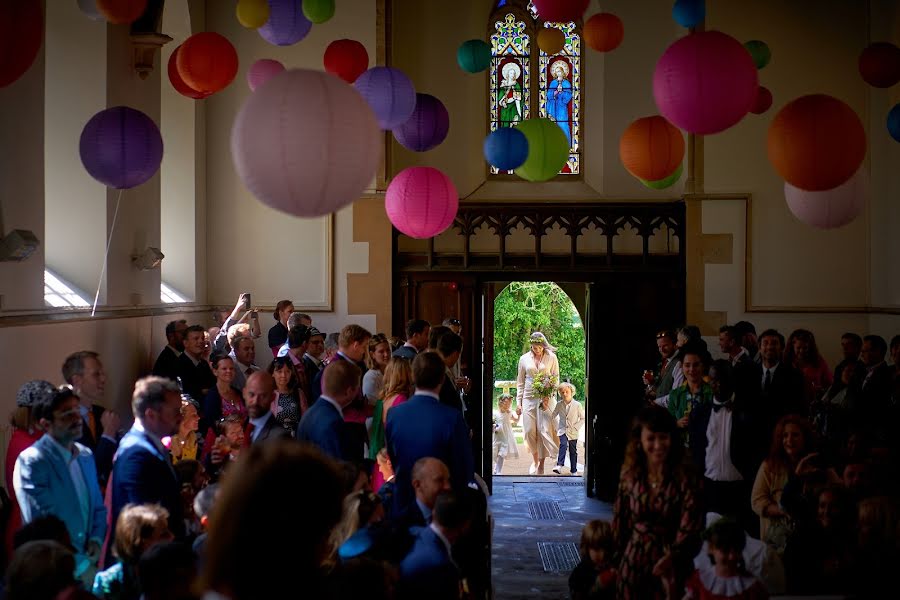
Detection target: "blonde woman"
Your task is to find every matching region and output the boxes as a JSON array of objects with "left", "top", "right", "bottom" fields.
[
  {"left": 516, "top": 332, "right": 560, "bottom": 474},
  {"left": 369, "top": 358, "right": 414, "bottom": 490}
]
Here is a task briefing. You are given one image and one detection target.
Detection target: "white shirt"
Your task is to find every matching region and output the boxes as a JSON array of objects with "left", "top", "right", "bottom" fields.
[
  {"left": 166, "top": 344, "right": 183, "bottom": 357},
  {"left": 304, "top": 353, "right": 323, "bottom": 368},
  {"left": 248, "top": 413, "right": 270, "bottom": 442},
  {"left": 704, "top": 397, "right": 743, "bottom": 482},
  {"left": 46, "top": 436, "right": 90, "bottom": 530},
  {"left": 413, "top": 389, "right": 441, "bottom": 401},
  {"left": 132, "top": 419, "right": 168, "bottom": 457},
  {"left": 730, "top": 347, "right": 749, "bottom": 366},
  {"left": 761, "top": 362, "right": 779, "bottom": 388},
  {"left": 319, "top": 395, "right": 345, "bottom": 419}
]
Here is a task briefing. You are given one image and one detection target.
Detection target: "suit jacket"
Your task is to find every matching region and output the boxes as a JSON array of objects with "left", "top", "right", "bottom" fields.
[
  {"left": 759, "top": 362, "right": 806, "bottom": 428},
  {"left": 13, "top": 436, "right": 107, "bottom": 553},
  {"left": 439, "top": 375, "right": 463, "bottom": 412},
  {"left": 310, "top": 352, "right": 367, "bottom": 407},
  {"left": 253, "top": 413, "right": 293, "bottom": 444},
  {"left": 303, "top": 355, "right": 323, "bottom": 377},
  {"left": 77, "top": 404, "right": 117, "bottom": 489},
  {"left": 393, "top": 344, "right": 418, "bottom": 361},
  {"left": 296, "top": 398, "right": 346, "bottom": 460},
  {"left": 858, "top": 362, "right": 894, "bottom": 423},
  {"left": 230, "top": 354, "right": 261, "bottom": 392},
  {"left": 398, "top": 526, "right": 461, "bottom": 600},
  {"left": 151, "top": 346, "right": 181, "bottom": 381},
  {"left": 385, "top": 394, "right": 473, "bottom": 513},
  {"left": 688, "top": 399, "right": 760, "bottom": 481},
  {"left": 176, "top": 353, "right": 216, "bottom": 405}
]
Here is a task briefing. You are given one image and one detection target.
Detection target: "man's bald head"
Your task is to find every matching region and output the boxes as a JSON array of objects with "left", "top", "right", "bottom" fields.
[
  {"left": 244, "top": 371, "right": 275, "bottom": 419},
  {"left": 411, "top": 457, "right": 451, "bottom": 509}
]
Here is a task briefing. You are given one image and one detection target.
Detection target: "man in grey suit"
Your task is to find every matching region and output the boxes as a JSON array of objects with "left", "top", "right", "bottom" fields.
[{"left": 244, "top": 372, "right": 293, "bottom": 444}]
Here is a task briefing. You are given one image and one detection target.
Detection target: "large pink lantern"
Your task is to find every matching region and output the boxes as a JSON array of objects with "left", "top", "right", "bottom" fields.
[
  {"left": 247, "top": 58, "right": 285, "bottom": 91},
  {"left": 231, "top": 69, "right": 381, "bottom": 217},
  {"left": 784, "top": 169, "right": 866, "bottom": 230},
  {"left": 385, "top": 167, "right": 458, "bottom": 239},
  {"left": 653, "top": 31, "right": 758, "bottom": 135}
]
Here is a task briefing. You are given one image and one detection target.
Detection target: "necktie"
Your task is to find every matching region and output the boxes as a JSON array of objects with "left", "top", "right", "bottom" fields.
[
  {"left": 661, "top": 358, "right": 669, "bottom": 372},
  {"left": 764, "top": 369, "right": 772, "bottom": 392},
  {"left": 244, "top": 422, "right": 255, "bottom": 446},
  {"left": 246, "top": 367, "right": 253, "bottom": 377},
  {"left": 87, "top": 410, "right": 97, "bottom": 440}
]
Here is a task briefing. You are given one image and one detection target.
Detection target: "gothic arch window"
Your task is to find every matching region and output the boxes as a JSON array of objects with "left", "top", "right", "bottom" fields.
[{"left": 489, "top": 0, "right": 582, "bottom": 176}]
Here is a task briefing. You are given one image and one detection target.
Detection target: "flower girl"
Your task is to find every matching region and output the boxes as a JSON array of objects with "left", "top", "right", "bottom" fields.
[{"left": 493, "top": 394, "right": 520, "bottom": 474}]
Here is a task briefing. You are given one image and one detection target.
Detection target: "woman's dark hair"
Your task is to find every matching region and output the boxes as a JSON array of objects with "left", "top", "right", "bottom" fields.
[
  {"left": 704, "top": 517, "right": 746, "bottom": 552},
  {"left": 272, "top": 300, "right": 293, "bottom": 322},
  {"left": 784, "top": 328, "right": 821, "bottom": 366},
  {"left": 267, "top": 357, "right": 298, "bottom": 392},
  {"left": 32, "top": 387, "right": 79, "bottom": 424},
  {"left": 210, "top": 353, "right": 234, "bottom": 370},
  {"left": 622, "top": 405, "right": 684, "bottom": 479}
]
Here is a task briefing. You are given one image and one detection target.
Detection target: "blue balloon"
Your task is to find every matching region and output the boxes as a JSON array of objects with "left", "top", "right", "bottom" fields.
[
  {"left": 888, "top": 103, "right": 900, "bottom": 143},
  {"left": 672, "top": 0, "right": 705, "bottom": 28},
  {"left": 484, "top": 128, "right": 529, "bottom": 171}
]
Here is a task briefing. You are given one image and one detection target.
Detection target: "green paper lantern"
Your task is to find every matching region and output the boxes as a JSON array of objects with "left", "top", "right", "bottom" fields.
[
  {"left": 744, "top": 40, "right": 771, "bottom": 70},
  {"left": 514, "top": 118, "right": 569, "bottom": 182},
  {"left": 457, "top": 39, "right": 491, "bottom": 73},
  {"left": 302, "top": 0, "right": 334, "bottom": 24},
  {"left": 640, "top": 163, "right": 683, "bottom": 189}
]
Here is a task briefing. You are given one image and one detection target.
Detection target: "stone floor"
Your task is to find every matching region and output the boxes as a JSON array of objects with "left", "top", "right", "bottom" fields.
[{"left": 488, "top": 476, "right": 613, "bottom": 600}]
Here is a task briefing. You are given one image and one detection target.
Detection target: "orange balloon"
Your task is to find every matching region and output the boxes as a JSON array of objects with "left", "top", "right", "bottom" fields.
[
  {"left": 96, "top": 0, "right": 147, "bottom": 25},
  {"left": 767, "top": 94, "right": 866, "bottom": 192},
  {"left": 584, "top": 13, "right": 624, "bottom": 53},
  {"left": 619, "top": 116, "right": 684, "bottom": 182},
  {"left": 537, "top": 27, "right": 566, "bottom": 55},
  {"left": 176, "top": 32, "right": 239, "bottom": 94}
]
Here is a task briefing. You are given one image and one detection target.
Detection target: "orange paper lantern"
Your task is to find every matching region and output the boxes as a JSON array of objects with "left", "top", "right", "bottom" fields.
[
  {"left": 767, "top": 94, "right": 866, "bottom": 192},
  {"left": 619, "top": 116, "right": 685, "bottom": 182},
  {"left": 584, "top": 13, "right": 624, "bottom": 53},
  {"left": 96, "top": 0, "right": 147, "bottom": 24},
  {"left": 176, "top": 32, "right": 239, "bottom": 94},
  {"left": 537, "top": 27, "right": 566, "bottom": 55}
]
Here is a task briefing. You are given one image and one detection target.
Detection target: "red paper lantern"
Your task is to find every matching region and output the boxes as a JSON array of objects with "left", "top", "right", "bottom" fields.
[
  {"left": 324, "top": 39, "right": 369, "bottom": 83},
  {"left": 584, "top": 13, "right": 624, "bottom": 52},
  {"left": 859, "top": 42, "right": 900, "bottom": 88},
  {"left": 167, "top": 45, "right": 210, "bottom": 99},
  {"left": 619, "top": 116, "right": 685, "bottom": 182},
  {"left": 0, "top": 0, "right": 43, "bottom": 88},
  {"left": 96, "top": 0, "right": 147, "bottom": 24},
  {"left": 531, "top": 0, "right": 589, "bottom": 23},
  {"left": 750, "top": 86, "right": 772, "bottom": 115},
  {"left": 176, "top": 32, "right": 239, "bottom": 94}
]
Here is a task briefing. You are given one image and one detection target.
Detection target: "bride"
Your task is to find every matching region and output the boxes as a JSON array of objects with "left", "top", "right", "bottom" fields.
[{"left": 515, "top": 332, "right": 560, "bottom": 474}]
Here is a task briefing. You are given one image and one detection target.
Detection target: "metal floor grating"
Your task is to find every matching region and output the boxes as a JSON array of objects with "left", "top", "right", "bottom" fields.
[
  {"left": 558, "top": 481, "right": 585, "bottom": 487},
  {"left": 528, "top": 500, "right": 565, "bottom": 520},
  {"left": 537, "top": 541, "right": 580, "bottom": 572}
]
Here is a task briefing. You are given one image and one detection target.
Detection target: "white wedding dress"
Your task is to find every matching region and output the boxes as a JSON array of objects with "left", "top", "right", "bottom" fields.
[{"left": 515, "top": 351, "right": 560, "bottom": 460}]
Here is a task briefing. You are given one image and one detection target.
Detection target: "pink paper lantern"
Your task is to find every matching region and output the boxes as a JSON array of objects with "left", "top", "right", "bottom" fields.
[
  {"left": 784, "top": 169, "right": 866, "bottom": 229},
  {"left": 231, "top": 69, "right": 381, "bottom": 217},
  {"left": 653, "top": 30, "right": 758, "bottom": 135},
  {"left": 385, "top": 167, "right": 458, "bottom": 239},
  {"left": 247, "top": 58, "right": 285, "bottom": 91}
]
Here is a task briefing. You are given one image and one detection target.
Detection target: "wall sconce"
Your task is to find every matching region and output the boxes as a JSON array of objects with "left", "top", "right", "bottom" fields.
[
  {"left": 0, "top": 229, "right": 40, "bottom": 262},
  {"left": 133, "top": 247, "right": 165, "bottom": 270},
  {"left": 129, "top": 0, "right": 172, "bottom": 79}
]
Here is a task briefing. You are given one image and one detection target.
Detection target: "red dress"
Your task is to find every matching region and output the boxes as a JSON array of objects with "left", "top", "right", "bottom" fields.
[{"left": 5, "top": 428, "right": 42, "bottom": 556}]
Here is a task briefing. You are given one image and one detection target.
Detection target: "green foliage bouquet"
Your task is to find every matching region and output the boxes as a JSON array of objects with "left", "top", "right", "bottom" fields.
[{"left": 531, "top": 369, "right": 558, "bottom": 399}]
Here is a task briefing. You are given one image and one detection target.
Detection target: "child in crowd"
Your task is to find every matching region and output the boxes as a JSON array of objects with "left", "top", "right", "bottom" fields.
[
  {"left": 492, "top": 394, "right": 519, "bottom": 475},
  {"left": 684, "top": 518, "right": 768, "bottom": 600},
  {"left": 569, "top": 520, "right": 616, "bottom": 600},
  {"left": 551, "top": 381, "right": 586, "bottom": 475}
]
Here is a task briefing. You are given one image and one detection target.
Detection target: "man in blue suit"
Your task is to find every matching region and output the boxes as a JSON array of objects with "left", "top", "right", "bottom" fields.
[
  {"left": 393, "top": 319, "right": 430, "bottom": 361},
  {"left": 297, "top": 360, "right": 361, "bottom": 461},
  {"left": 14, "top": 386, "right": 107, "bottom": 576},
  {"left": 386, "top": 352, "right": 474, "bottom": 513}
]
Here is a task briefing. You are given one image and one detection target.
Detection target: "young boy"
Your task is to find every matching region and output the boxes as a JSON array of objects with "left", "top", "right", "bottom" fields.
[
  {"left": 551, "top": 382, "right": 586, "bottom": 475},
  {"left": 569, "top": 520, "right": 616, "bottom": 600}
]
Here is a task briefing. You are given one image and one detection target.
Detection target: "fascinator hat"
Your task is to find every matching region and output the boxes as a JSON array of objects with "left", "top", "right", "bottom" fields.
[
  {"left": 529, "top": 331, "right": 556, "bottom": 353},
  {"left": 16, "top": 380, "right": 56, "bottom": 408}
]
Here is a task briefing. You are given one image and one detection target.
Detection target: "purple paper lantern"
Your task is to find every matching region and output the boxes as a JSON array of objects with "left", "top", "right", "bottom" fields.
[
  {"left": 785, "top": 168, "right": 866, "bottom": 230},
  {"left": 258, "top": 0, "right": 311, "bottom": 47},
  {"left": 392, "top": 93, "right": 449, "bottom": 152},
  {"left": 386, "top": 167, "right": 458, "bottom": 239},
  {"left": 79, "top": 106, "right": 163, "bottom": 189},
  {"left": 354, "top": 67, "right": 417, "bottom": 130},
  {"left": 247, "top": 58, "right": 285, "bottom": 91}
]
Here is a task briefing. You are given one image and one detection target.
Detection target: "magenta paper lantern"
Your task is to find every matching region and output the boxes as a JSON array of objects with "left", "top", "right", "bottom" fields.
[
  {"left": 653, "top": 30, "right": 758, "bottom": 134},
  {"left": 79, "top": 106, "right": 163, "bottom": 189},
  {"left": 258, "top": 0, "right": 311, "bottom": 46},
  {"left": 354, "top": 66, "right": 417, "bottom": 130},
  {"left": 785, "top": 169, "right": 866, "bottom": 230},
  {"left": 247, "top": 58, "right": 285, "bottom": 91},
  {"left": 385, "top": 167, "right": 458, "bottom": 239},
  {"left": 231, "top": 69, "right": 381, "bottom": 217},
  {"left": 393, "top": 93, "right": 450, "bottom": 152}
]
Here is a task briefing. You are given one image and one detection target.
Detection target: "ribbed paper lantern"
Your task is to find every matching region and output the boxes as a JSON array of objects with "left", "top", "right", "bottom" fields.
[
  {"left": 231, "top": 69, "right": 381, "bottom": 217},
  {"left": 457, "top": 39, "right": 491, "bottom": 73},
  {"left": 859, "top": 42, "right": 900, "bottom": 88},
  {"left": 484, "top": 128, "right": 529, "bottom": 171},
  {"left": 531, "top": 0, "right": 589, "bottom": 23},
  {"left": 324, "top": 39, "right": 369, "bottom": 83},
  {"left": 0, "top": 0, "right": 42, "bottom": 88},
  {"left": 785, "top": 169, "right": 866, "bottom": 230},
  {"left": 584, "top": 13, "right": 624, "bottom": 53},
  {"left": 177, "top": 32, "right": 239, "bottom": 94},
  {"left": 887, "top": 103, "right": 900, "bottom": 143},
  {"left": 672, "top": 0, "right": 705, "bottom": 28},
  {"left": 302, "top": 0, "right": 334, "bottom": 24},
  {"left": 393, "top": 94, "right": 450, "bottom": 152},
  {"left": 236, "top": 0, "right": 269, "bottom": 29},
  {"left": 538, "top": 27, "right": 566, "bottom": 55},
  {"left": 514, "top": 118, "right": 569, "bottom": 182},
  {"left": 653, "top": 30, "right": 758, "bottom": 135},
  {"left": 385, "top": 167, "right": 458, "bottom": 239},
  {"left": 640, "top": 163, "right": 683, "bottom": 190},
  {"left": 77, "top": 0, "right": 104, "bottom": 20},
  {"left": 79, "top": 107, "right": 163, "bottom": 189},
  {"left": 744, "top": 40, "right": 771, "bottom": 70},
  {"left": 259, "top": 0, "right": 311, "bottom": 46},
  {"left": 168, "top": 45, "right": 211, "bottom": 99},
  {"left": 247, "top": 58, "right": 285, "bottom": 91},
  {"left": 767, "top": 94, "right": 866, "bottom": 192},
  {"left": 96, "top": 0, "right": 147, "bottom": 24},
  {"left": 354, "top": 67, "right": 417, "bottom": 130},
  {"left": 619, "top": 116, "right": 685, "bottom": 182},
  {"left": 750, "top": 86, "right": 772, "bottom": 115}
]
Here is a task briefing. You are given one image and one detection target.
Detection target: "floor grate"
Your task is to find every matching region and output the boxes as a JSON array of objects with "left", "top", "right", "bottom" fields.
[
  {"left": 537, "top": 541, "right": 580, "bottom": 572},
  {"left": 528, "top": 500, "right": 565, "bottom": 520},
  {"left": 558, "top": 481, "right": 585, "bottom": 487}
]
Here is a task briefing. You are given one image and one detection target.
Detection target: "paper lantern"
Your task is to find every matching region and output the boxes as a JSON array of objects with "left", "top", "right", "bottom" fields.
[
  {"left": 167, "top": 45, "right": 211, "bottom": 99},
  {"left": 653, "top": 30, "right": 758, "bottom": 135},
  {"left": 584, "top": 13, "right": 624, "bottom": 53},
  {"left": 457, "top": 39, "right": 491, "bottom": 74},
  {"left": 231, "top": 69, "right": 381, "bottom": 218},
  {"left": 538, "top": 27, "right": 566, "bottom": 55},
  {"left": 619, "top": 116, "right": 685, "bottom": 182},
  {"left": 514, "top": 118, "right": 569, "bottom": 182},
  {"left": 484, "top": 128, "right": 529, "bottom": 171},
  {"left": 672, "top": 0, "right": 705, "bottom": 28},
  {"left": 96, "top": 0, "right": 147, "bottom": 24},
  {"left": 640, "top": 164, "right": 683, "bottom": 190},
  {"left": 0, "top": 0, "right": 42, "bottom": 89},
  {"left": 79, "top": 107, "right": 163, "bottom": 189},
  {"left": 324, "top": 39, "right": 369, "bottom": 83},
  {"left": 77, "top": 0, "right": 104, "bottom": 20},
  {"left": 354, "top": 67, "right": 417, "bottom": 130},
  {"left": 859, "top": 42, "right": 900, "bottom": 88},
  {"left": 247, "top": 59, "right": 285, "bottom": 92},
  {"left": 887, "top": 103, "right": 900, "bottom": 143},
  {"left": 785, "top": 169, "right": 866, "bottom": 230},
  {"left": 531, "top": 0, "right": 589, "bottom": 23},
  {"left": 768, "top": 94, "right": 866, "bottom": 192},
  {"left": 393, "top": 94, "right": 450, "bottom": 152},
  {"left": 744, "top": 40, "right": 771, "bottom": 70},
  {"left": 750, "top": 86, "right": 772, "bottom": 115},
  {"left": 302, "top": 0, "right": 334, "bottom": 24},
  {"left": 259, "top": 0, "right": 311, "bottom": 47},
  {"left": 177, "top": 32, "right": 239, "bottom": 94},
  {"left": 236, "top": 0, "right": 269, "bottom": 29},
  {"left": 385, "top": 167, "right": 458, "bottom": 239}
]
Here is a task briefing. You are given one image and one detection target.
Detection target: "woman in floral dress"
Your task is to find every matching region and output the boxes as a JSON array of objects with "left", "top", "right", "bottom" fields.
[{"left": 515, "top": 332, "right": 560, "bottom": 474}]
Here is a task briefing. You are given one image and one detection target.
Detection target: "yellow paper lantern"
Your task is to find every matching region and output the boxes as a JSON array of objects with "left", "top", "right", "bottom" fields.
[
  {"left": 537, "top": 27, "right": 566, "bottom": 55},
  {"left": 236, "top": 0, "right": 270, "bottom": 29}
]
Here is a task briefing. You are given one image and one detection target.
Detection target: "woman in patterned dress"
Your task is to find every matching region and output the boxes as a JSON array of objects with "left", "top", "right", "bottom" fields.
[{"left": 613, "top": 405, "right": 704, "bottom": 599}]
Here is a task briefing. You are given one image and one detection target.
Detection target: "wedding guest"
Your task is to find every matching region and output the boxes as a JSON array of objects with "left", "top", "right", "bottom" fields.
[
  {"left": 719, "top": 326, "right": 751, "bottom": 367},
  {"left": 324, "top": 332, "right": 340, "bottom": 363},
  {"left": 858, "top": 335, "right": 893, "bottom": 427},
  {"left": 369, "top": 358, "right": 414, "bottom": 490},
  {"left": 734, "top": 320, "right": 761, "bottom": 365},
  {"left": 683, "top": 518, "right": 768, "bottom": 600},
  {"left": 152, "top": 320, "right": 187, "bottom": 380},
  {"left": 515, "top": 332, "right": 560, "bottom": 475},
  {"left": 493, "top": 394, "right": 519, "bottom": 475},
  {"left": 282, "top": 324, "right": 312, "bottom": 405},
  {"left": 137, "top": 541, "right": 198, "bottom": 600},
  {"left": 784, "top": 329, "right": 832, "bottom": 400},
  {"left": 833, "top": 332, "right": 863, "bottom": 382},
  {"left": 569, "top": 520, "right": 617, "bottom": 600},
  {"left": 268, "top": 356, "right": 301, "bottom": 432},
  {"left": 169, "top": 400, "right": 201, "bottom": 464},
  {"left": 297, "top": 360, "right": 362, "bottom": 461},
  {"left": 649, "top": 330, "right": 681, "bottom": 406},
  {"left": 757, "top": 329, "right": 806, "bottom": 439},
  {"left": 199, "top": 354, "right": 246, "bottom": 451},
  {"left": 267, "top": 299, "right": 294, "bottom": 356},
  {"left": 242, "top": 372, "right": 292, "bottom": 446},
  {"left": 436, "top": 332, "right": 466, "bottom": 412},
  {"left": 275, "top": 313, "right": 310, "bottom": 357},
  {"left": 363, "top": 334, "right": 391, "bottom": 405},
  {"left": 664, "top": 346, "right": 712, "bottom": 446},
  {"left": 332, "top": 490, "right": 385, "bottom": 560},
  {"left": 304, "top": 326, "right": 327, "bottom": 375},
  {"left": 426, "top": 325, "right": 451, "bottom": 351},
  {"left": 228, "top": 330, "right": 259, "bottom": 392},
  {"left": 551, "top": 382, "right": 585, "bottom": 475},
  {"left": 393, "top": 319, "right": 430, "bottom": 360},
  {"left": 176, "top": 326, "right": 216, "bottom": 404},
  {"left": 5, "top": 540, "right": 78, "bottom": 600},
  {"left": 851, "top": 496, "right": 900, "bottom": 598},
  {"left": 211, "top": 295, "right": 260, "bottom": 355}
]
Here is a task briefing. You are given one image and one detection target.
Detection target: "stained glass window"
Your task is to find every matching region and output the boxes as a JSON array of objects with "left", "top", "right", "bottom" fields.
[
  {"left": 539, "top": 21, "right": 581, "bottom": 174},
  {"left": 490, "top": 12, "right": 531, "bottom": 175}
]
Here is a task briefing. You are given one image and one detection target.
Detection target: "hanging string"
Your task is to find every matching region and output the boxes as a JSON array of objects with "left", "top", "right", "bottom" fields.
[{"left": 91, "top": 188, "right": 124, "bottom": 317}]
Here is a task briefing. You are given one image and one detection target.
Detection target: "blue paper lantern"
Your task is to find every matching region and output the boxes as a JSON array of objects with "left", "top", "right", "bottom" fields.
[
  {"left": 672, "top": 0, "right": 705, "bottom": 28},
  {"left": 888, "top": 103, "right": 900, "bottom": 142},
  {"left": 258, "top": 0, "right": 311, "bottom": 47},
  {"left": 483, "top": 128, "right": 529, "bottom": 171},
  {"left": 354, "top": 67, "right": 417, "bottom": 130},
  {"left": 393, "top": 94, "right": 450, "bottom": 152},
  {"left": 79, "top": 107, "right": 163, "bottom": 189}
]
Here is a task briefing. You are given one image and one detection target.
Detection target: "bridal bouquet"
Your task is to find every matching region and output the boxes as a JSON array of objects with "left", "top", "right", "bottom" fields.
[{"left": 531, "top": 369, "right": 558, "bottom": 399}]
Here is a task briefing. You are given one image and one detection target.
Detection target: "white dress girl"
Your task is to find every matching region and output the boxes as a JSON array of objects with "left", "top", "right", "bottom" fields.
[{"left": 492, "top": 407, "right": 520, "bottom": 473}]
